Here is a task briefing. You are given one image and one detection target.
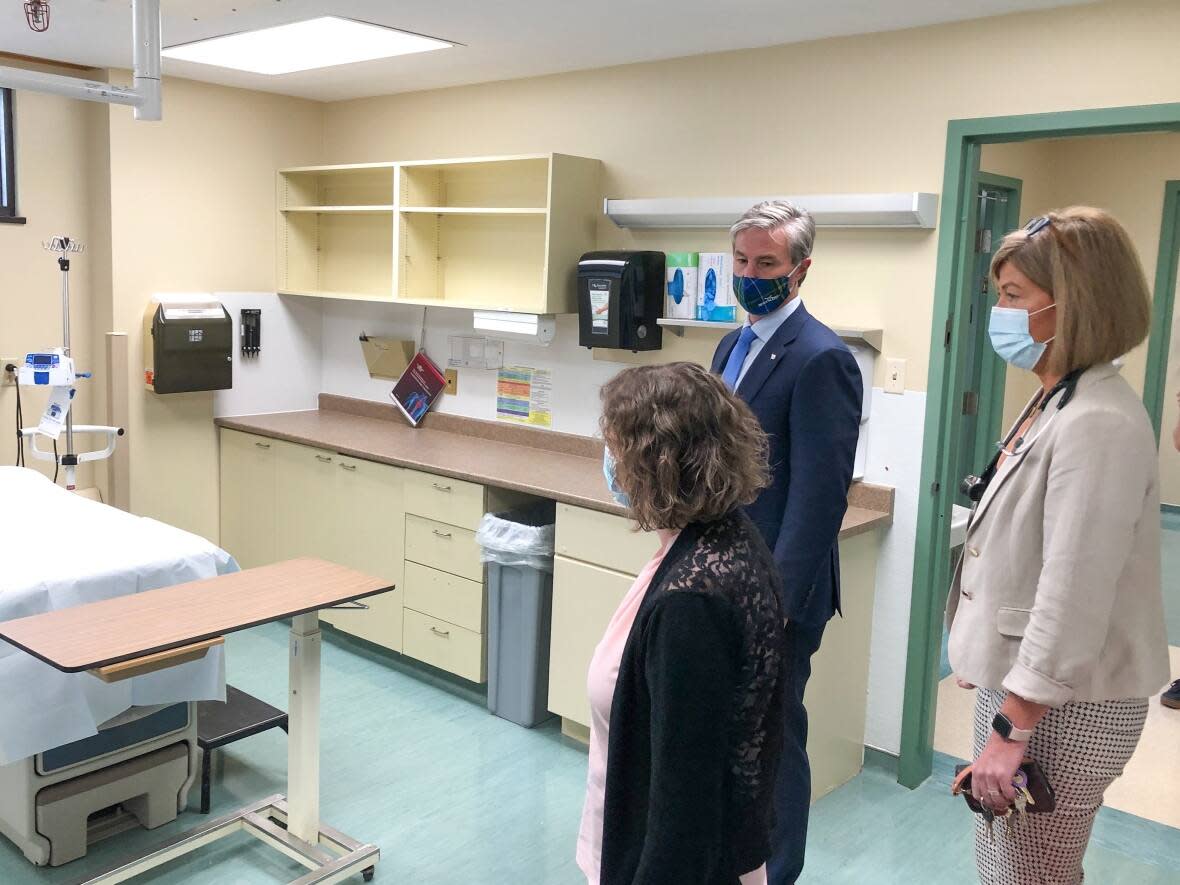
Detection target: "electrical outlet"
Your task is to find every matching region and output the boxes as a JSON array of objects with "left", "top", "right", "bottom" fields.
[
  {"left": 1, "top": 357, "right": 19, "bottom": 386},
  {"left": 444, "top": 368, "right": 458, "bottom": 395},
  {"left": 884, "top": 358, "right": 906, "bottom": 395}
]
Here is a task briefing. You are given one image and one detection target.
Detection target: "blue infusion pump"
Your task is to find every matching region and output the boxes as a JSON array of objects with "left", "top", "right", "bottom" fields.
[{"left": 19, "top": 350, "right": 75, "bottom": 387}]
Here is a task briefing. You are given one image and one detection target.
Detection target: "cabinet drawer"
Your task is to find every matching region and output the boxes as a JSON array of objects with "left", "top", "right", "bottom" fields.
[
  {"left": 405, "top": 515, "right": 483, "bottom": 582},
  {"left": 403, "top": 608, "right": 485, "bottom": 683},
  {"left": 548, "top": 555, "right": 635, "bottom": 727},
  {"left": 404, "top": 471, "right": 485, "bottom": 530},
  {"left": 403, "top": 561, "right": 484, "bottom": 633},
  {"left": 555, "top": 503, "right": 656, "bottom": 576}
]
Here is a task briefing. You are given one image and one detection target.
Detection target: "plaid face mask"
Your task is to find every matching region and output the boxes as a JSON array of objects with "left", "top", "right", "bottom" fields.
[{"left": 732, "top": 264, "right": 799, "bottom": 315}]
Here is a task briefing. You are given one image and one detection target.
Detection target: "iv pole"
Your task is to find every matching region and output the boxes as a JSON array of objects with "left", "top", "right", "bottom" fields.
[
  {"left": 20, "top": 237, "right": 123, "bottom": 492},
  {"left": 55, "top": 236, "right": 79, "bottom": 487}
]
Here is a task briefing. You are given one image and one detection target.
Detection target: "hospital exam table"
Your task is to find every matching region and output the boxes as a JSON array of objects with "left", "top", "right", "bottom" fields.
[{"left": 0, "top": 467, "right": 235, "bottom": 866}]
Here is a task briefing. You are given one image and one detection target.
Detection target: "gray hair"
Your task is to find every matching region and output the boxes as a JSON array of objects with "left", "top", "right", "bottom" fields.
[{"left": 730, "top": 200, "right": 816, "bottom": 265}]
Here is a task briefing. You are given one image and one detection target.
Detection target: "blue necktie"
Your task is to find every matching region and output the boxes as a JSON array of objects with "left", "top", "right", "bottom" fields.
[{"left": 722, "top": 325, "right": 758, "bottom": 391}]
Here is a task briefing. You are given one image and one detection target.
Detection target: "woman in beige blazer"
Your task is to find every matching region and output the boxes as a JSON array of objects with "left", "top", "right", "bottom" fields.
[{"left": 946, "top": 207, "right": 1169, "bottom": 885}]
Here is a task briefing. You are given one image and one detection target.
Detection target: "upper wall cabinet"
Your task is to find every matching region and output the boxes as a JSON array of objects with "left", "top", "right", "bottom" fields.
[
  {"left": 276, "top": 154, "right": 601, "bottom": 314},
  {"left": 277, "top": 163, "right": 396, "bottom": 301}
]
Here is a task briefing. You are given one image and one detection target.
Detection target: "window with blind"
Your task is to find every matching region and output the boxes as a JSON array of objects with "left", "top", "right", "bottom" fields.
[{"left": 0, "top": 88, "right": 21, "bottom": 223}]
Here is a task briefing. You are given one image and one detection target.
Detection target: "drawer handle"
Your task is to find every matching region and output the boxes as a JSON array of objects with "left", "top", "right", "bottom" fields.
[
  {"left": 315, "top": 454, "right": 333, "bottom": 463},
  {"left": 340, "top": 463, "right": 357, "bottom": 471},
  {"left": 254, "top": 442, "right": 271, "bottom": 449},
  {"left": 431, "top": 482, "right": 452, "bottom": 492},
  {"left": 430, "top": 627, "right": 450, "bottom": 638},
  {"left": 432, "top": 529, "right": 453, "bottom": 539}
]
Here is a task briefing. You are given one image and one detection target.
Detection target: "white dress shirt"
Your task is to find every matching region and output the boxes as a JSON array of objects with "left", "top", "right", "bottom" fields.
[{"left": 733, "top": 297, "right": 803, "bottom": 389}]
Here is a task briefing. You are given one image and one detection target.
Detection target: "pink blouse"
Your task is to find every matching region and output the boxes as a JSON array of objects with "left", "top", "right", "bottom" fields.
[{"left": 575, "top": 532, "right": 767, "bottom": 885}]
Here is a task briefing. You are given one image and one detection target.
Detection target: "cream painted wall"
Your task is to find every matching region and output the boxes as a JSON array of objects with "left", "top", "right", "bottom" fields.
[
  {"left": 323, "top": 0, "right": 1180, "bottom": 394},
  {"left": 0, "top": 73, "right": 100, "bottom": 490},
  {"left": 983, "top": 134, "right": 1180, "bottom": 481},
  {"left": 104, "top": 76, "right": 322, "bottom": 540}
]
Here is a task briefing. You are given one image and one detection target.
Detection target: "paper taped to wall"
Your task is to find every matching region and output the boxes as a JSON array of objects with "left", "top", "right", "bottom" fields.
[{"left": 497, "top": 366, "right": 552, "bottom": 428}]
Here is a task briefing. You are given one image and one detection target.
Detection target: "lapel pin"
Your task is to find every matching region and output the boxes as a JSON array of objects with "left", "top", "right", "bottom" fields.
[{"left": 770, "top": 354, "right": 776, "bottom": 360}]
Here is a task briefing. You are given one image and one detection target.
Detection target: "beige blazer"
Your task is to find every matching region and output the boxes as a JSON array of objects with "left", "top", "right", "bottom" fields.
[{"left": 946, "top": 363, "right": 1169, "bottom": 707}]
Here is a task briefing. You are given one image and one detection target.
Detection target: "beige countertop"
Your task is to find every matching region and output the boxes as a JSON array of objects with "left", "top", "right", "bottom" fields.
[{"left": 215, "top": 395, "right": 894, "bottom": 540}]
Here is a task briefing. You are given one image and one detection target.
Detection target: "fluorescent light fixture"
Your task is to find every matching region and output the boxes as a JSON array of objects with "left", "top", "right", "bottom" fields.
[
  {"left": 162, "top": 16, "right": 451, "bottom": 76},
  {"left": 473, "top": 310, "right": 556, "bottom": 345}
]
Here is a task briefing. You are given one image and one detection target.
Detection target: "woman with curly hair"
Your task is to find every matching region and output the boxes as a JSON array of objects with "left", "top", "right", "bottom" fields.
[{"left": 577, "top": 361, "right": 787, "bottom": 885}]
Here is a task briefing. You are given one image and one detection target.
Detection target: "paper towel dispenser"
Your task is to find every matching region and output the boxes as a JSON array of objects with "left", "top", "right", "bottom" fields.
[
  {"left": 834, "top": 328, "right": 882, "bottom": 482},
  {"left": 143, "top": 298, "right": 233, "bottom": 394},
  {"left": 577, "top": 251, "right": 664, "bottom": 351}
]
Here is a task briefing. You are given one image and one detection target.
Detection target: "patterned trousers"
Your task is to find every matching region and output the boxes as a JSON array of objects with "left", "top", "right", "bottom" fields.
[{"left": 970, "top": 689, "right": 1147, "bottom": 885}]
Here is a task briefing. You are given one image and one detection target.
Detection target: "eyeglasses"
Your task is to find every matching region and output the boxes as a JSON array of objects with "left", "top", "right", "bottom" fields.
[
  {"left": 1022, "top": 213, "right": 1075, "bottom": 257},
  {"left": 1024, "top": 216, "right": 1052, "bottom": 238}
]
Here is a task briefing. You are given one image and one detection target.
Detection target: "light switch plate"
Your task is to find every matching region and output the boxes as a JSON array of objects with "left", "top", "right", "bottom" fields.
[
  {"left": 884, "top": 358, "right": 906, "bottom": 395},
  {"left": 444, "top": 369, "right": 458, "bottom": 395}
]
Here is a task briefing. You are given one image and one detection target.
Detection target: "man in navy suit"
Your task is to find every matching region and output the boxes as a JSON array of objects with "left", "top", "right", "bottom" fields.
[{"left": 710, "top": 201, "right": 862, "bottom": 885}]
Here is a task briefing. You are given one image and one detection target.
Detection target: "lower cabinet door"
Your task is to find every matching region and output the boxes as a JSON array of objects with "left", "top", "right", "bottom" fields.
[
  {"left": 323, "top": 456, "right": 404, "bottom": 650},
  {"left": 548, "top": 556, "right": 635, "bottom": 727}
]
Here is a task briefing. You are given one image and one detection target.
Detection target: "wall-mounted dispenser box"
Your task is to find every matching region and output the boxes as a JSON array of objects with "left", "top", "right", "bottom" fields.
[
  {"left": 833, "top": 328, "right": 883, "bottom": 481},
  {"left": 577, "top": 251, "right": 664, "bottom": 351},
  {"left": 143, "top": 297, "right": 233, "bottom": 394}
]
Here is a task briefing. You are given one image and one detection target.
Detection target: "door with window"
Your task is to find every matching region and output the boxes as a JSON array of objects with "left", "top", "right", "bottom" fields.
[{"left": 953, "top": 176, "right": 1022, "bottom": 506}]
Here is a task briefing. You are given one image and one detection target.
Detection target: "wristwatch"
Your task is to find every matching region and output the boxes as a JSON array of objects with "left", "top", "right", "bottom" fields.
[{"left": 992, "top": 712, "right": 1034, "bottom": 743}]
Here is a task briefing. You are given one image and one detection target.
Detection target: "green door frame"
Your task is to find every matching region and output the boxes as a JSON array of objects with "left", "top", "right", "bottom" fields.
[
  {"left": 898, "top": 102, "right": 1180, "bottom": 789},
  {"left": 1142, "top": 180, "right": 1180, "bottom": 442},
  {"left": 970, "top": 172, "right": 1023, "bottom": 478}
]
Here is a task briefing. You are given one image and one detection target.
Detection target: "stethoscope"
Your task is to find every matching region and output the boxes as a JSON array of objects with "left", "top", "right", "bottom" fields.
[{"left": 959, "top": 369, "right": 1083, "bottom": 504}]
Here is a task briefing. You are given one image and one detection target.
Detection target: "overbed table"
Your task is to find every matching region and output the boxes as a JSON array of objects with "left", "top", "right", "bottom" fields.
[{"left": 0, "top": 558, "right": 392, "bottom": 884}]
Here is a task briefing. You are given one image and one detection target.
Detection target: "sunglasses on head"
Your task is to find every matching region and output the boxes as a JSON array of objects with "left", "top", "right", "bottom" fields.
[{"left": 1024, "top": 216, "right": 1052, "bottom": 237}]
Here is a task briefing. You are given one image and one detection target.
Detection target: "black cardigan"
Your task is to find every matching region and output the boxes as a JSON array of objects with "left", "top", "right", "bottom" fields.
[{"left": 599, "top": 511, "right": 786, "bottom": 885}]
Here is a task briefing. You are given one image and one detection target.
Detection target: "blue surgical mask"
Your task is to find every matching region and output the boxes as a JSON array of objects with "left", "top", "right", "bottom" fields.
[
  {"left": 988, "top": 304, "right": 1056, "bottom": 370},
  {"left": 732, "top": 263, "right": 800, "bottom": 316},
  {"left": 602, "top": 447, "right": 631, "bottom": 508}
]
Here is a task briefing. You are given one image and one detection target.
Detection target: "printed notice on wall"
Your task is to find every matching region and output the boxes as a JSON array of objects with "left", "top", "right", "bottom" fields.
[{"left": 497, "top": 365, "right": 552, "bottom": 428}]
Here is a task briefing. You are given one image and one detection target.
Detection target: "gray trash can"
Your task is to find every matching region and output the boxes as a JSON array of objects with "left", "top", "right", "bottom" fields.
[{"left": 476, "top": 500, "right": 556, "bottom": 728}]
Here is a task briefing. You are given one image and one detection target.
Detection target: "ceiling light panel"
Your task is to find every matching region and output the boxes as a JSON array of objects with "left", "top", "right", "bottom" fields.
[{"left": 162, "top": 16, "right": 451, "bottom": 76}]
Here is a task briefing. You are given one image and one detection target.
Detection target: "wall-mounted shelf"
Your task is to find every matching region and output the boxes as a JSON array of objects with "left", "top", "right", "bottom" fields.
[
  {"left": 604, "top": 193, "right": 939, "bottom": 229},
  {"left": 282, "top": 206, "right": 394, "bottom": 214},
  {"left": 833, "top": 327, "right": 883, "bottom": 352},
  {"left": 657, "top": 318, "right": 741, "bottom": 338},
  {"left": 280, "top": 290, "right": 401, "bottom": 304},
  {"left": 276, "top": 154, "right": 602, "bottom": 312},
  {"left": 277, "top": 165, "right": 396, "bottom": 299},
  {"left": 279, "top": 162, "right": 397, "bottom": 175},
  {"left": 396, "top": 154, "right": 600, "bottom": 313},
  {"left": 399, "top": 207, "right": 548, "bottom": 216},
  {"left": 655, "top": 318, "right": 884, "bottom": 350}
]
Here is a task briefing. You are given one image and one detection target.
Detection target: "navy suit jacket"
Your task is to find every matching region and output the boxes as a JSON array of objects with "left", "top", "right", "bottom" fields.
[{"left": 711, "top": 303, "right": 862, "bottom": 627}]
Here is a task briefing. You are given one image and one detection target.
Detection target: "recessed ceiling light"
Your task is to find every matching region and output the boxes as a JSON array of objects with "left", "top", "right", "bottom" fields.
[{"left": 162, "top": 16, "right": 451, "bottom": 75}]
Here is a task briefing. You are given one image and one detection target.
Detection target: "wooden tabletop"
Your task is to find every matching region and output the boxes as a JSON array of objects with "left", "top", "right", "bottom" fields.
[{"left": 0, "top": 558, "right": 392, "bottom": 674}]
